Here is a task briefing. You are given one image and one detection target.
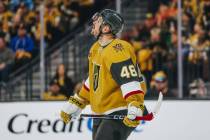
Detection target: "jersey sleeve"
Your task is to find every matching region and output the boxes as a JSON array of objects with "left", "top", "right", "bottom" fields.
[
  {"left": 77, "top": 77, "right": 90, "bottom": 104},
  {"left": 104, "top": 42, "right": 145, "bottom": 104}
]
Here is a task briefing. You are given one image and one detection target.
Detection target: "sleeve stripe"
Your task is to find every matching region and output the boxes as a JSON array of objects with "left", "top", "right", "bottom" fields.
[
  {"left": 83, "top": 84, "right": 90, "bottom": 92},
  {"left": 83, "top": 77, "right": 90, "bottom": 92},
  {"left": 84, "top": 77, "right": 89, "bottom": 87},
  {"left": 120, "top": 81, "right": 143, "bottom": 98},
  {"left": 124, "top": 90, "right": 144, "bottom": 99}
]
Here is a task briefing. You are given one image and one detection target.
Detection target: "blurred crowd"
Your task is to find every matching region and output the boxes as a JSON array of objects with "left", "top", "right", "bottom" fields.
[
  {"left": 122, "top": 0, "right": 210, "bottom": 98},
  {"left": 0, "top": 0, "right": 110, "bottom": 85},
  {"left": 1, "top": 0, "right": 210, "bottom": 100}
]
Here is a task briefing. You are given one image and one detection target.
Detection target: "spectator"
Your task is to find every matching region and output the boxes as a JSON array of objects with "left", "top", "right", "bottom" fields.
[
  {"left": 186, "top": 23, "right": 209, "bottom": 81},
  {"left": 183, "top": 0, "right": 197, "bottom": 17},
  {"left": 59, "top": 0, "right": 80, "bottom": 34},
  {"left": 44, "top": 1, "right": 62, "bottom": 45},
  {"left": 15, "top": 2, "right": 36, "bottom": 29},
  {"left": 0, "top": 1, "right": 13, "bottom": 41},
  {"left": 187, "top": 23, "right": 208, "bottom": 56},
  {"left": 146, "top": 71, "right": 177, "bottom": 98},
  {"left": 147, "top": 0, "right": 171, "bottom": 15},
  {"left": 137, "top": 48, "right": 153, "bottom": 88},
  {"left": 10, "top": 23, "right": 35, "bottom": 67},
  {"left": 202, "top": 0, "right": 210, "bottom": 30},
  {"left": 128, "top": 26, "right": 142, "bottom": 52},
  {"left": 182, "top": 12, "right": 195, "bottom": 36},
  {"left": 189, "top": 78, "right": 207, "bottom": 98},
  {"left": 10, "top": 0, "right": 34, "bottom": 11},
  {"left": 0, "top": 37, "right": 15, "bottom": 83},
  {"left": 42, "top": 64, "right": 74, "bottom": 100},
  {"left": 156, "top": 3, "right": 170, "bottom": 27},
  {"left": 33, "top": 1, "right": 62, "bottom": 46},
  {"left": 138, "top": 13, "right": 155, "bottom": 42},
  {"left": 163, "top": 31, "right": 178, "bottom": 89},
  {"left": 31, "top": 9, "right": 50, "bottom": 46},
  {"left": 78, "top": 0, "right": 94, "bottom": 25},
  {"left": 42, "top": 88, "right": 67, "bottom": 100},
  {"left": 150, "top": 27, "right": 168, "bottom": 71},
  {"left": 9, "top": 11, "right": 21, "bottom": 38}
]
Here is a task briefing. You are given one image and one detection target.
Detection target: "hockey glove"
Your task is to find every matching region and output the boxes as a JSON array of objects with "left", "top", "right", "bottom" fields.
[
  {"left": 123, "top": 101, "right": 144, "bottom": 127},
  {"left": 60, "top": 96, "right": 86, "bottom": 124}
]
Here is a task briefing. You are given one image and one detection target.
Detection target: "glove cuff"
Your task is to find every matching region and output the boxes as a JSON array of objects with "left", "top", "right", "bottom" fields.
[
  {"left": 129, "top": 101, "right": 144, "bottom": 111},
  {"left": 68, "top": 96, "right": 86, "bottom": 109}
]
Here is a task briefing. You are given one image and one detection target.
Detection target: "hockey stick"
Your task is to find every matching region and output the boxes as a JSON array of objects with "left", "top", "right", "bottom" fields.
[{"left": 80, "top": 92, "right": 163, "bottom": 121}]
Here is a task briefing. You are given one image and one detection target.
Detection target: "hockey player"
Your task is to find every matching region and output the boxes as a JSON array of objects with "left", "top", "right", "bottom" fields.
[{"left": 60, "top": 9, "right": 146, "bottom": 140}]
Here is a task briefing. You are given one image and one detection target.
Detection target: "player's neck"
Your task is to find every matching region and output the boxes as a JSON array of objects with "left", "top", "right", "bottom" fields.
[{"left": 98, "top": 34, "right": 115, "bottom": 47}]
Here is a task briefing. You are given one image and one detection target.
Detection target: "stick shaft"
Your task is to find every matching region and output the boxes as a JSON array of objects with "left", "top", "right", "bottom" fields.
[
  {"left": 80, "top": 92, "right": 163, "bottom": 121},
  {"left": 80, "top": 113, "right": 154, "bottom": 121}
]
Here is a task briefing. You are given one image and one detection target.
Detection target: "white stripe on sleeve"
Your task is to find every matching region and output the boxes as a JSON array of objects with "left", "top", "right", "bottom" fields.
[
  {"left": 120, "top": 81, "right": 143, "bottom": 98},
  {"left": 84, "top": 77, "right": 90, "bottom": 89}
]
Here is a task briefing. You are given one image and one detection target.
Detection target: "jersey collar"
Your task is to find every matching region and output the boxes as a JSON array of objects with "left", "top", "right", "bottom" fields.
[{"left": 98, "top": 39, "right": 115, "bottom": 48}]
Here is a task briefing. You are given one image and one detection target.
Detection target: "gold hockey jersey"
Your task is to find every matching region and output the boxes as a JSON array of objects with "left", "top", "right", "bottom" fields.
[{"left": 78, "top": 39, "right": 145, "bottom": 114}]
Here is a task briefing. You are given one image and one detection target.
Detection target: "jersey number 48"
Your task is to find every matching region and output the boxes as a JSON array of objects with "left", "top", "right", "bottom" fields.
[{"left": 120, "top": 65, "right": 138, "bottom": 78}]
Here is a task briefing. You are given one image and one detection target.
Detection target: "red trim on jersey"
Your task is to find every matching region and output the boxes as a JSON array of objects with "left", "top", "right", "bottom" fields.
[
  {"left": 83, "top": 84, "right": 90, "bottom": 92},
  {"left": 124, "top": 90, "right": 144, "bottom": 99}
]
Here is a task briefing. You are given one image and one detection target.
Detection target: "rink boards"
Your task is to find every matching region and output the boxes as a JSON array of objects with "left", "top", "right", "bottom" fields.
[{"left": 0, "top": 100, "right": 210, "bottom": 140}]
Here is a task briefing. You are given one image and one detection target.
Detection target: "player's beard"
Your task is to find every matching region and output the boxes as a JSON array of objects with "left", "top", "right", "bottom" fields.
[{"left": 91, "top": 25, "right": 100, "bottom": 38}]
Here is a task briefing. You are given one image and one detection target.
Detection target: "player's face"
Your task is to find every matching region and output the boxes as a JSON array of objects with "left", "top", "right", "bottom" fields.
[{"left": 91, "top": 13, "right": 103, "bottom": 37}]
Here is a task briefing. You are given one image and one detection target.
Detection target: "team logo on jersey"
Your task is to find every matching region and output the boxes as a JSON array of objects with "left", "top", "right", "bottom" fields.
[
  {"left": 93, "top": 64, "right": 100, "bottom": 91},
  {"left": 113, "top": 43, "right": 124, "bottom": 52}
]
